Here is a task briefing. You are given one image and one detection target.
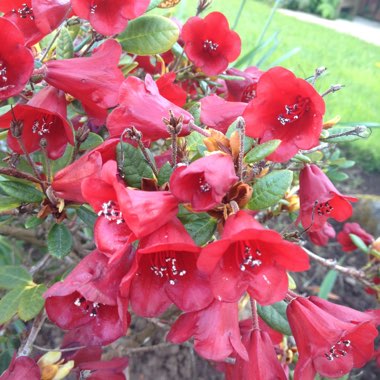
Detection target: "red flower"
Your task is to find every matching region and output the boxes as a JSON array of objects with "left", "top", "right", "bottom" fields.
[
  {"left": 167, "top": 299, "right": 248, "bottom": 362},
  {"left": 0, "top": 355, "right": 40, "bottom": 380},
  {"left": 0, "top": 17, "right": 34, "bottom": 101},
  {"left": 337, "top": 222, "right": 374, "bottom": 252},
  {"left": 200, "top": 94, "right": 247, "bottom": 134},
  {"left": 33, "top": 0, "right": 72, "bottom": 35},
  {"left": 44, "top": 39, "right": 124, "bottom": 126},
  {"left": 52, "top": 138, "right": 118, "bottom": 203},
  {"left": 71, "top": 0, "right": 149, "bottom": 36},
  {"left": 115, "top": 183, "right": 179, "bottom": 239},
  {"left": 169, "top": 153, "right": 238, "bottom": 211},
  {"left": 243, "top": 67, "right": 326, "bottom": 162},
  {"left": 44, "top": 248, "right": 132, "bottom": 346},
  {"left": 120, "top": 218, "right": 213, "bottom": 317},
  {"left": 225, "top": 67, "right": 263, "bottom": 103},
  {"left": 225, "top": 329, "right": 287, "bottom": 380},
  {"left": 181, "top": 12, "right": 241, "bottom": 76},
  {"left": 107, "top": 75, "right": 192, "bottom": 143},
  {"left": 0, "top": 86, "right": 74, "bottom": 159},
  {"left": 82, "top": 160, "right": 132, "bottom": 258},
  {"left": 0, "top": 1, "right": 44, "bottom": 46},
  {"left": 156, "top": 72, "right": 187, "bottom": 108},
  {"left": 287, "top": 295, "right": 379, "bottom": 380},
  {"left": 308, "top": 222, "right": 336, "bottom": 246},
  {"left": 297, "top": 164, "right": 357, "bottom": 232},
  {"left": 135, "top": 50, "right": 174, "bottom": 75},
  {"left": 198, "top": 211, "right": 309, "bottom": 304}
]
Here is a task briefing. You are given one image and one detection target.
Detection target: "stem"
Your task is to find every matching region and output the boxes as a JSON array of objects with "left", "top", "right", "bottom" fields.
[
  {"left": 300, "top": 143, "right": 329, "bottom": 154},
  {"left": 189, "top": 121, "right": 211, "bottom": 137},
  {"left": 33, "top": 344, "right": 86, "bottom": 353},
  {"left": 18, "top": 311, "right": 46, "bottom": 357},
  {"left": 16, "top": 138, "right": 44, "bottom": 184},
  {"left": 0, "top": 226, "right": 46, "bottom": 247},
  {"left": 0, "top": 168, "right": 45, "bottom": 186},
  {"left": 137, "top": 139, "right": 158, "bottom": 177},
  {"left": 250, "top": 297, "right": 259, "bottom": 330},
  {"left": 302, "top": 247, "right": 373, "bottom": 287},
  {"left": 236, "top": 117, "right": 246, "bottom": 181},
  {"left": 30, "top": 255, "right": 51, "bottom": 276},
  {"left": 232, "top": 0, "right": 248, "bottom": 30},
  {"left": 40, "top": 28, "right": 62, "bottom": 62},
  {"left": 321, "top": 84, "right": 344, "bottom": 97},
  {"left": 311, "top": 66, "right": 327, "bottom": 86}
]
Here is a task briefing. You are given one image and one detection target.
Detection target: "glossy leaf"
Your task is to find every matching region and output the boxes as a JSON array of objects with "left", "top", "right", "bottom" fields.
[
  {"left": 118, "top": 15, "right": 179, "bottom": 55},
  {"left": 0, "top": 287, "right": 26, "bottom": 324},
  {"left": 56, "top": 26, "right": 74, "bottom": 59},
  {"left": 318, "top": 269, "right": 338, "bottom": 300},
  {"left": 0, "top": 266, "right": 33, "bottom": 289},
  {"left": 79, "top": 132, "right": 104, "bottom": 151},
  {"left": 0, "top": 196, "right": 22, "bottom": 212},
  {"left": 257, "top": 301, "right": 292, "bottom": 336},
  {"left": 47, "top": 224, "right": 73, "bottom": 259},
  {"left": 248, "top": 170, "right": 293, "bottom": 210},
  {"left": 157, "top": 162, "right": 173, "bottom": 186},
  {"left": 18, "top": 284, "right": 47, "bottom": 321},
  {"left": 245, "top": 140, "right": 281, "bottom": 163},
  {"left": 0, "top": 181, "right": 44, "bottom": 203}
]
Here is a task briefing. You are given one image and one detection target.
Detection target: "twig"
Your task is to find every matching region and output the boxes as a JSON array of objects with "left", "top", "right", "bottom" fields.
[
  {"left": 33, "top": 344, "right": 86, "bottom": 353},
  {"left": 30, "top": 255, "right": 51, "bottom": 275},
  {"left": 0, "top": 167, "right": 45, "bottom": 186},
  {"left": 18, "top": 311, "right": 46, "bottom": 357},
  {"left": 302, "top": 247, "right": 373, "bottom": 287},
  {"left": 0, "top": 226, "right": 46, "bottom": 247},
  {"left": 300, "top": 143, "right": 329, "bottom": 155},
  {"left": 40, "top": 28, "right": 62, "bottom": 62},
  {"left": 321, "top": 84, "right": 344, "bottom": 97}
]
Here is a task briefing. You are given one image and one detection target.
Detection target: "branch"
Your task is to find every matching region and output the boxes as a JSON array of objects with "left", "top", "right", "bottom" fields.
[
  {"left": 0, "top": 167, "right": 45, "bottom": 186},
  {"left": 18, "top": 311, "right": 46, "bottom": 357},
  {"left": 0, "top": 226, "right": 46, "bottom": 247}
]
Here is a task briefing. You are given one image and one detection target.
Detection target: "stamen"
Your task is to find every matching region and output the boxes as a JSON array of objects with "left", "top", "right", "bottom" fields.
[
  {"left": 12, "top": 3, "right": 35, "bottom": 20},
  {"left": 278, "top": 96, "right": 310, "bottom": 125},
  {"left": 0, "top": 61, "right": 8, "bottom": 85},
  {"left": 150, "top": 253, "right": 187, "bottom": 285},
  {"left": 238, "top": 243, "right": 263, "bottom": 272},
  {"left": 324, "top": 339, "right": 351, "bottom": 361},
  {"left": 199, "top": 176, "right": 211, "bottom": 192},
  {"left": 74, "top": 296, "right": 101, "bottom": 318},
  {"left": 90, "top": 4, "right": 97, "bottom": 14},
  {"left": 316, "top": 201, "right": 334, "bottom": 216},
  {"left": 203, "top": 39, "right": 219, "bottom": 53},
  {"left": 98, "top": 200, "right": 124, "bottom": 224},
  {"left": 32, "top": 116, "right": 53, "bottom": 136},
  {"left": 241, "top": 84, "right": 257, "bottom": 103}
]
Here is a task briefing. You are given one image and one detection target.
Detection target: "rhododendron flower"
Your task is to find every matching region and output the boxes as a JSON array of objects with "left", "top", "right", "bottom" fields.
[
  {"left": 71, "top": 0, "right": 149, "bottom": 36},
  {"left": 0, "top": 86, "right": 74, "bottom": 159},
  {"left": 243, "top": 67, "right": 326, "bottom": 162},
  {"left": 33, "top": 0, "right": 72, "bottom": 35},
  {"left": 200, "top": 95, "right": 247, "bottom": 133},
  {"left": 225, "top": 329, "right": 287, "bottom": 380},
  {"left": 308, "top": 222, "right": 336, "bottom": 246},
  {"left": 82, "top": 160, "right": 132, "bottom": 258},
  {"left": 167, "top": 300, "right": 248, "bottom": 362},
  {"left": 0, "top": 1, "right": 45, "bottom": 46},
  {"left": 115, "top": 183, "right": 179, "bottom": 239},
  {"left": 107, "top": 75, "right": 192, "bottom": 142},
  {"left": 0, "top": 355, "right": 40, "bottom": 380},
  {"left": 52, "top": 138, "right": 118, "bottom": 203},
  {"left": 44, "top": 39, "right": 124, "bottom": 125},
  {"left": 135, "top": 50, "right": 174, "bottom": 74},
  {"left": 337, "top": 222, "right": 374, "bottom": 252},
  {"left": 287, "top": 295, "right": 379, "bottom": 380},
  {"left": 225, "top": 67, "right": 263, "bottom": 103},
  {"left": 0, "top": 17, "right": 34, "bottom": 101},
  {"left": 181, "top": 12, "right": 241, "bottom": 75},
  {"left": 120, "top": 218, "right": 213, "bottom": 317},
  {"left": 170, "top": 153, "right": 238, "bottom": 211},
  {"left": 198, "top": 211, "right": 309, "bottom": 304},
  {"left": 298, "top": 164, "right": 357, "bottom": 232},
  {"left": 156, "top": 72, "right": 187, "bottom": 107},
  {"left": 44, "top": 248, "right": 132, "bottom": 346}
]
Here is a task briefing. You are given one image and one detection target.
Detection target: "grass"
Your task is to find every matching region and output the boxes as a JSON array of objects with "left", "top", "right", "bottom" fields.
[{"left": 156, "top": 0, "right": 380, "bottom": 171}]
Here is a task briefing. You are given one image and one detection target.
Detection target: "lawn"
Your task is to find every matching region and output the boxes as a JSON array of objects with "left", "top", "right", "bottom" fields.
[{"left": 156, "top": 0, "right": 380, "bottom": 171}]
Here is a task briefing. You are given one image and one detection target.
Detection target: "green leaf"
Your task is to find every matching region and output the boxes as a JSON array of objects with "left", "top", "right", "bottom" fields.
[
  {"left": 147, "top": 0, "right": 163, "bottom": 11},
  {"left": 157, "top": 162, "right": 173, "bottom": 187},
  {"left": 47, "top": 224, "right": 73, "bottom": 259},
  {"left": 77, "top": 205, "right": 97, "bottom": 230},
  {"left": 24, "top": 216, "right": 44, "bottom": 229},
  {"left": 257, "top": 301, "right": 292, "bottom": 336},
  {"left": 178, "top": 207, "right": 217, "bottom": 246},
  {"left": 79, "top": 132, "right": 104, "bottom": 151},
  {"left": 187, "top": 102, "right": 201, "bottom": 125},
  {"left": 0, "top": 181, "right": 43, "bottom": 203},
  {"left": 248, "top": 170, "right": 293, "bottom": 210},
  {"left": 56, "top": 26, "right": 74, "bottom": 59},
  {"left": 349, "top": 234, "right": 369, "bottom": 253},
  {"left": 322, "top": 125, "right": 371, "bottom": 142},
  {"left": 186, "top": 131, "right": 205, "bottom": 153},
  {"left": 318, "top": 269, "right": 339, "bottom": 299},
  {"left": 0, "top": 266, "right": 33, "bottom": 289},
  {"left": 18, "top": 284, "right": 47, "bottom": 321},
  {"left": 292, "top": 153, "right": 312, "bottom": 163},
  {"left": 118, "top": 15, "right": 179, "bottom": 55},
  {"left": 326, "top": 170, "right": 349, "bottom": 182},
  {"left": 0, "top": 196, "right": 22, "bottom": 212},
  {"left": 117, "top": 142, "right": 155, "bottom": 188},
  {"left": 0, "top": 287, "right": 27, "bottom": 324},
  {"left": 245, "top": 140, "right": 281, "bottom": 163}
]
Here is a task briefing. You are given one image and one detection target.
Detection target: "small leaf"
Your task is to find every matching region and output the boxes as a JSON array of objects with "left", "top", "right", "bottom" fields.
[
  {"left": 47, "top": 224, "right": 73, "bottom": 259},
  {"left": 248, "top": 170, "right": 293, "bottom": 210},
  {"left": 18, "top": 284, "right": 47, "bottom": 321},
  {"left": 0, "top": 181, "right": 43, "bottom": 203},
  {"left": 77, "top": 205, "right": 97, "bottom": 230},
  {"left": 257, "top": 301, "right": 292, "bottom": 336},
  {"left": 0, "top": 196, "right": 22, "bottom": 212},
  {"left": 349, "top": 234, "right": 369, "bottom": 254},
  {"left": 326, "top": 170, "right": 349, "bottom": 182},
  {"left": 292, "top": 153, "right": 312, "bottom": 163},
  {"left": 157, "top": 162, "right": 173, "bottom": 186},
  {"left": 178, "top": 207, "right": 217, "bottom": 246},
  {"left": 318, "top": 269, "right": 339, "bottom": 300},
  {"left": 117, "top": 142, "right": 155, "bottom": 188},
  {"left": 0, "top": 266, "right": 33, "bottom": 289},
  {"left": 79, "top": 132, "right": 104, "bottom": 151},
  {"left": 245, "top": 140, "right": 281, "bottom": 163},
  {"left": 118, "top": 15, "right": 179, "bottom": 55},
  {"left": 0, "top": 287, "right": 27, "bottom": 324},
  {"left": 56, "top": 26, "right": 74, "bottom": 59},
  {"left": 25, "top": 216, "right": 44, "bottom": 229}
]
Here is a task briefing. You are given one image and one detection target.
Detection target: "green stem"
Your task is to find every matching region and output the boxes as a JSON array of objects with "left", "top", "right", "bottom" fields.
[{"left": 232, "top": 0, "right": 248, "bottom": 30}]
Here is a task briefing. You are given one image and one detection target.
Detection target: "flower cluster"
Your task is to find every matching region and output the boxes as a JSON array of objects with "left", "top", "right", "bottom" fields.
[{"left": 0, "top": 3, "right": 378, "bottom": 380}]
